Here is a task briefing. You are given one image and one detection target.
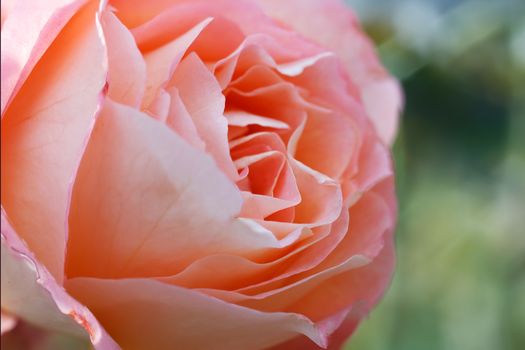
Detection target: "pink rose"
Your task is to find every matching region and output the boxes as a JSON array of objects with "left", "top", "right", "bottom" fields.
[{"left": 1, "top": 0, "right": 402, "bottom": 349}]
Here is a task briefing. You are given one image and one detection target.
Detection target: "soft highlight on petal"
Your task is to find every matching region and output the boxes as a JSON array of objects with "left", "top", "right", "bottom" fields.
[
  {"left": 0, "top": 0, "right": 88, "bottom": 115},
  {"left": 1, "top": 1, "right": 107, "bottom": 281}
]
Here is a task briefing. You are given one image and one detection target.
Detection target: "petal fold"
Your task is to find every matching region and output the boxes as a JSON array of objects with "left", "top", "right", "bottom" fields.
[
  {"left": 66, "top": 100, "right": 293, "bottom": 279},
  {"left": 1, "top": 211, "right": 118, "bottom": 349},
  {"left": 255, "top": 0, "right": 403, "bottom": 145},
  {"left": 1, "top": 1, "right": 107, "bottom": 281},
  {"left": 65, "top": 277, "right": 329, "bottom": 350},
  {"left": 1, "top": 0, "right": 88, "bottom": 115}
]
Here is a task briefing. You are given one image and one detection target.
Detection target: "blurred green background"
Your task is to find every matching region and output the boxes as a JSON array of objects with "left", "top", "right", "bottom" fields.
[{"left": 344, "top": 0, "right": 525, "bottom": 349}]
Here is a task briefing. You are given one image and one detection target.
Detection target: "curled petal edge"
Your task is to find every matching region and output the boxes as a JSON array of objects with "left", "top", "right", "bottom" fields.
[{"left": 1, "top": 212, "right": 119, "bottom": 349}]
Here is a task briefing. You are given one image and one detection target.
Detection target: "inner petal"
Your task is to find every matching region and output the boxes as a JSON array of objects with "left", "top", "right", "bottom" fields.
[{"left": 236, "top": 152, "right": 284, "bottom": 196}]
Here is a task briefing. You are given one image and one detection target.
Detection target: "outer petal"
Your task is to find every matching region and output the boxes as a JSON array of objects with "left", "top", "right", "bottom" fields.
[
  {"left": 254, "top": 0, "right": 403, "bottom": 145},
  {"left": 0, "top": 0, "right": 88, "bottom": 115},
  {"left": 1, "top": 1, "right": 107, "bottom": 281},
  {"left": 200, "top": 180, "right": 395, "bottom": 312},
  {"left": 0, "top": 210, "right": 119, "bottom": 349},
  {"left": 157, "top": 213, "right": 345, "bottom": 290},
  {"left": 65, "top": 277, "right": 330, "bottom": 350},
  {"left": 235, "top": 183, "right": 394, "bottom": 300}
]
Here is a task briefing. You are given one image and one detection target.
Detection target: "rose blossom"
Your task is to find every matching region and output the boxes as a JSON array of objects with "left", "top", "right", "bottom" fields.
[{"left": 0, "top": 0, "right": 402, "bottom": 349}]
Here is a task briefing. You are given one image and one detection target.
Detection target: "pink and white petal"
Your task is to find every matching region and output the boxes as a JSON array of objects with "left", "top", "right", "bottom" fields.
[
  {"left": 213, "top": 36, "right": 276, "bottom": 89},
  {"left": 203, "top": 181, "right": 394, "bottom": 304},
  {"left": 240, "top": 192, "right": 298, "bottom": 220},
  {"left": 185, "top": 16, "right": 245, "bottom": 63},
  {"left": 234, "top": 210, "right": 348, "bottom": 294},
  {"left": 131, "top": 2, "right": 215, "bottom": 50},
  {"left": 145, "top": 88, "right": 171, "bottom": 122},
  {"left": 226, "top": 82, "right": 310, "bottom": 151},
  {"left": 200, "top": 0, "right": 323, "bottom": 62},
  {"left": 164, "top": 213, "right": 347, "bottom": 298},
  {"left": 273, "top": 237, "right": 395, "bottom": 333},
  {"left": 233, "top": 151, "right": 285, "bottom": 195},
  {"left": 101, "top": 10, "right": 146, "bottom": 108},
  {"left": 254, "top": 0, "right": 403, "bottom": 145},
  {"left": 269, "top": 306, "right": 359, "bottom": 350},
  {"left": 343, "top": 135, "right": 394, "bottom": 206},
  {"left": 292, "top": 160, "right": 343, "bottom": 227},
  {"left": 1, "top": 211, "right": 118, "bottom": 349},
  {"left": 65, "top": 276, "right": 330, "bottom": 350},
  {"left": 244, "top": 184, "right": 394, "bottom": 299},
  {"left": 275, "top": 52, "right": 335, "bottom": 77},
  {"left": 286, "top": 54, "right": 366, "bottom": 125},
  {"left": 66, "top": 100, "right": 292, "bottom": 279},
  {"left": 164, "top": 87, "right": 206, "bottom": 150},
  {"left": 225, "top": 110, "right": 290, "bottom": 129},
  {"left": 1, "top": 0, "right": 88, "bottom": 115},
  {"left": 170, "top": 53, "right": 239, "bottom": 181},
  {"left": 230, "top": 132, "right": 288, "bottom": 162},
  {"left": 0, "top": 2, "right": 107, "bottom": 282},
  {"left": 295, "top": 108, "right": 356, "bottom": 180},
  {"left": 141, "top": 17, "right": 212, "bottom": 108},
  {"left": 228, "top": 64, "right": 284, "bottom": 93},
  {"left": 109, "top": 0, "right": 180, "bottom": 28},
  {"left": 361, "top": 77, "right": 403, "bottom": 146},
  {"left": 158, "top": 219, "right": 340, "bottom": 291}
]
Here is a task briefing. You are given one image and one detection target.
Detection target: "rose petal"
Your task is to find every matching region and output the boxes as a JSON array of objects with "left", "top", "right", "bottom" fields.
[
  {"left": 66, "top": 100, "right": 297, "bottom": 279},
  {"left": 131, "top": 2, "right": 216, "bottom": 50},
  {"left": 101, "top": 10, "right": 146, "bottom": 108},
  {"left": 141, "top": 17, "right": 212, "bottom": 108},
  {"left": 225, "top": 110, "right": 290, "bottom": 129},
  {"left": 163, "top": 87, "right": 206, "bottom": 150},
  {"left": 213, "top": 36, "right": 276, "bottom": 89},
  {"left": 275, "top": 52, "right": 335, "bottom": 77},
  {"left": 201, "top": 181, "right": 394, "bottom": 305},
  {"left": 145, "top": 88, "right": 171, "bottom": 122},
  {"left": 255, "top": 0, "right": 403, "bottom": 145},
  {"left": 107, "top": 0, "right": 175, "bottom": 28},
  {"left": 246, "top": 184, "right": 394, "bottom": 299},
  {"left": 294, "top": 108, "right": 355, "bottom": 180},
  {"left": 65, "top": 276, "right": 330, "bottom": 350},
  {"left": 0, "top": 0, "right": 90, "bottom": 115},
  {"left": 1, "top": 210, "right": 118, "bottom": 349},
  {"left": 157, "top": 207, "right": 347, "bottom": 291},
  {"left": 1, "top": 1, "right": 107, "bottom": 281},
  {"left": 343, "top": 135, "right": 394, "bottom": 206},
  {"left": 114, "top": 0, "right": 323, "bottom": 60},
  {"left": 291, "top": 160, "right": 343, "bottom": 226},
  {"left": 227, "top": 81, "right": 309, "bottom": 152},
  {"left": 269, "top": 306, "right": 358, "bottom": 350},
  {"left": 170, "top": 53, "right": 239, "bottom": 181},
  {"left": 361, "top": 77, "right": 403, "bottom": 146}
]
